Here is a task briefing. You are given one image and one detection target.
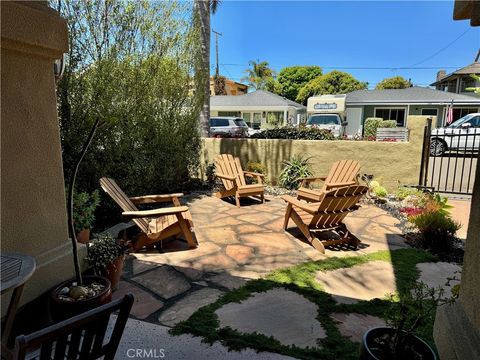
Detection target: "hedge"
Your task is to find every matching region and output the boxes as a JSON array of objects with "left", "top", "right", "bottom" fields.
[
  {"left": 364, "top": 118, "right": 397, "bottom": 138},
  {"left": 250, "top": 127, "right": 335, "bottom": 140}
]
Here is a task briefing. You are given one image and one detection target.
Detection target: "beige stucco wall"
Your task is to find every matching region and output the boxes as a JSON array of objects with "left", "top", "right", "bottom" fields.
[
  {"left": 1, "top": 2, "right": 77, "bottom": 310},
  {"left": 201, "top": 115, "right": 428, "bottom": 192}
]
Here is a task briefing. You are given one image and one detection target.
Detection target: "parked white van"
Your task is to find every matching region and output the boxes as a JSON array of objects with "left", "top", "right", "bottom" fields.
[{"left": 306, "top": 94, "right": 348, "bottom": 137}]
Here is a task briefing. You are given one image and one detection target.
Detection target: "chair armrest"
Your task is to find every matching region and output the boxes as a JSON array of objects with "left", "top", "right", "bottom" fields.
[
  {"left": 216, "top": 173, "right": 236, "bottom": 181},
  {"left": 122, "top": 206, "right": 189, "bottom": 220},
  {"left": 281, "top": 195, "right": 319, "bottom": 214},
  {"left": 324, "top": 181, "right": 357, "bottom": 189},
  {"left": 243, "top": 171, "right": 265, "bottom": 178},
  {"left": 129, "top": 193, "right": 184, "bottom": 204}
]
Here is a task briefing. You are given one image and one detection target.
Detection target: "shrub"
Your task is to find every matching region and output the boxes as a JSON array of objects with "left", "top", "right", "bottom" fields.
[
  {"left": 364, "top": 118, "right": 397, "bottom": 138},
  {"left": 73, "top": 190, "right": 100, "bottom": 232},
  {"left": 205, "top": 163, "right": 215, "bottom": 183},
  {"left": 373, "top": 186, "right": 388, "bottom": 198},
  {"left": 246, "top": 161, "right": 267, "bottom": 184},
  {"left": 246, "top": 161, "right": 267, "bottom": 175},
  {"left": 250, "top": 127, "right": 335, "bottom": 140},
  {"left": 86, "top": 233, "right": 126, "bottom": 275},
  {"left": 364, "top": 118, "right": 384, "bottom": 138},
  {"left": 279, "top": 155, "right": 313, "bottom": 189},
  {"left": 395, "top": 187, "right": 423, "bottom": 201},
  {"left": 381, "top": 120, "right": 397, "bottom": 128},
  {"left": 409, "top": 211, "right": 460, "bottom": 253}
]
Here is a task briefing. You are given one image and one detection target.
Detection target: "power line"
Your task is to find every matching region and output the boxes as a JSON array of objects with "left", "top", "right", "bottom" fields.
[
  {"left": 219, "top": 63, "right": 463, "bottom": 70},
  {"left": 407, "top": 28, "right": 472, "bottom": 67}
]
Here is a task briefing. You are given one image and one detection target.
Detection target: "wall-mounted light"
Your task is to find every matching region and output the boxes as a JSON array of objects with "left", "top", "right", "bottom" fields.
[{"left": 54, "top": 53, "right": 66, "bottom": 83}]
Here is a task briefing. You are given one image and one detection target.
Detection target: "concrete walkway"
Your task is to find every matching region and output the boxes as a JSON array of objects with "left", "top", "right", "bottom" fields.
[{"left": 112, "top": 316, "right": 294, "bottom": 360}]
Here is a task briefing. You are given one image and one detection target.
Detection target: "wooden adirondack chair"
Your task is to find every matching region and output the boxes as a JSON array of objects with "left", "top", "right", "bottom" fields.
[
  {"left": 214, "top": 154, "right": 265, "bottom": 207},
  {"left": 282, "top": 185, "right": 368, "bottom": 253},
  {"left": 100, "top": 177, "right": 196, "bottom": 251},
  {"left": 297, "top": 160, "right": 360, "bottom": 202}
]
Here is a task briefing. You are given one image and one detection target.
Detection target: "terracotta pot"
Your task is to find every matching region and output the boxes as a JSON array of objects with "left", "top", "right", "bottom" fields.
[
  {"left": 359, "top": 327, "right": 437, "bottom": 360},
  {"left": 76, "top": 228, "right": 90, "bottom": 244},
  {"left": 50, "top": 275, "right": 111, "bottom": 321},
  {"left": 105, "top": 255, "right": 125, "bottom": 291}
]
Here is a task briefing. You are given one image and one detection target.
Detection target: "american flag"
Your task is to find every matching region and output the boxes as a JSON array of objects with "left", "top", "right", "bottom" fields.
[{"left": 446, "top": 100, "right": 454, "bottom": 125}]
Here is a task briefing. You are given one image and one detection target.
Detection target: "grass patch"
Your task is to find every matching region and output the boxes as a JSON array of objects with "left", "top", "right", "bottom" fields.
[{"left": 171, "top": 249, "right": 437, "bottom": 360}]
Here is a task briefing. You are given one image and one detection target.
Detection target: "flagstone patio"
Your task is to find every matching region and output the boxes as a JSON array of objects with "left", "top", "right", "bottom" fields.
[
  {"left": 108, "top": 194, "right": 461, "bottom": 358},
  {"left": 113, "top": 195, "right": 409, "bottom": 325}
]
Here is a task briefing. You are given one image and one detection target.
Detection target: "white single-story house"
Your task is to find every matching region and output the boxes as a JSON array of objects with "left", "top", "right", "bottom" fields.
[
  {"left": 210, "top": 90, "right": 307, "bottom": 129},
  {"left": 345, "top": 86, "right": 480, "bottom": 135}
]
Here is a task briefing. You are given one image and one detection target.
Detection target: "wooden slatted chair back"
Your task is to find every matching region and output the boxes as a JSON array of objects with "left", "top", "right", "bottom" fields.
[
  {"left": 325, "top": 160, "right": 360, "bottom": 186},
  {"left": 14, "top": 295, "right": 134, "bottom": 360},
  {"left": 310, "top": 185, "right": 368, "bottom": 228},
  {"left": 100, "top": 177, "right": 149, "bottom": 234},
  {"left": 215, "top": 154, "right": 246, "bottom": 190}
]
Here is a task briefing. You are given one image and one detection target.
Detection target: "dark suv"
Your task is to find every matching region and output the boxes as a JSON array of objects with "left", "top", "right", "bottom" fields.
[{"left": 209, "top": 117, "right": 248, "bottom": 138}]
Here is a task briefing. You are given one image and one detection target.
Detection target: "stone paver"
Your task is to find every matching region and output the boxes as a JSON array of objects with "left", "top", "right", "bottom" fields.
[
  {"left": 315, "top": 261, "right": 397, "bottom": 304},
  {"left": 112, "top": 281, "right": 163, "bottom": 320},
  {"left": 215, "top": 288, "right": 326, "bottom": 348},
  {"left": 416, "top": 262, "right": 462, "bottom": 297},
  {"left": 207, "top": 272, "right": 248, "bottom": 290},
  {"left": 331, "top": 313, "right": 386, "bottom": 343},
  {"left": 226, "top": 244, "right": 255, "bottom": 265},
  {"left": 112, "top": 316, "right": 295, "bottom": 360},
  {"left": 116, "top": 194, "right": 418, "bottom": 356},
  {"left": 158, "top": 288, "right": 224, "bottom": 327},
  {"left": 132, "top": 266, "right": 191, "bottom": 299}
]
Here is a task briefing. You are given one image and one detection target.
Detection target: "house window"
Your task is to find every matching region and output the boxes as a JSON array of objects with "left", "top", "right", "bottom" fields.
[
  {"left": 218, "top": 111, "right": 240, "bottom": 117},
  {"left": 266, "top": 111, "right": 284, "bottom": 127},
  {"left": 374, "top": 108, "right": 406, "bottom": 126},
  {"left": 460, "top": 76, "right": 475, "bottom": 92},
  {"left": 447, "top": 79, "right": 457, "bottom": 93},
  {"left": 452, "top": 108, "right": 478, "bottom": 122},
  {"left": 421, "top": 108, "right": 438, "bottom": 117}
]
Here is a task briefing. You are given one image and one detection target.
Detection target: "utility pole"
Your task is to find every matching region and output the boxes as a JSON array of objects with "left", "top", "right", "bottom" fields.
[{"left": 212, "top": 29, "right": 222, "bottom": 76}]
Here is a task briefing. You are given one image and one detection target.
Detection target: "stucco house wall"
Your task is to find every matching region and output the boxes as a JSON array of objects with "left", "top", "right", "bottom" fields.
[{"left": 1, "top": 2, "right": 79, "bottom": 311}]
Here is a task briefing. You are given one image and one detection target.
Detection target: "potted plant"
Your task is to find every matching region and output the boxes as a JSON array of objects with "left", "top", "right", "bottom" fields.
[
  {"left": 359, "top": 282, "right": 455, "bottom": 360},
  {"left": 73, "top": 189, "right": 100, "bottom": 243},
  {"left": 86, "top": 233, "right": 128, "bottom": 291}
]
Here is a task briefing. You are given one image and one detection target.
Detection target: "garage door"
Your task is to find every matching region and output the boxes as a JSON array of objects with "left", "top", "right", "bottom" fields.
[{"left": 345, "top": 107, "right": 363, "bottom": 136}]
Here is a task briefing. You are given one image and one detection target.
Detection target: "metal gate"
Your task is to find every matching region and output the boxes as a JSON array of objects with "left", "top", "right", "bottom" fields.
[{"left": 419, "top": 118, "right": 479, "bottom": 195}]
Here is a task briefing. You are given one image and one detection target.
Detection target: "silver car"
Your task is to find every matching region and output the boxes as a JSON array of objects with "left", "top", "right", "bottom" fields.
[
  {"left": 430, "top": 113, "right": 480, "bottom": 156},
  {"left": 210, "top": 117, "right": 248, "bottom": 138}
]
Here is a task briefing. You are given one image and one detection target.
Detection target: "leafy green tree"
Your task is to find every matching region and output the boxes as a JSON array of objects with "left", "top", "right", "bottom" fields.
[
  {"left": 465, "top": 74, "right": 480, "bottom": 94},
  {"left": 58, "top": 0, "right": 203, "bottom": 269},
  {"left": 242, "top": 59, "right": 276, "bottom": 90},
  {"left": 375, "top": 76, "right": 411, "bottom": 89},
  {"left": 296, "top": 70, "right": 367, "bottom": 104},
  {"left": 273, "top": 66, "right": 322, "bottom": 101}
]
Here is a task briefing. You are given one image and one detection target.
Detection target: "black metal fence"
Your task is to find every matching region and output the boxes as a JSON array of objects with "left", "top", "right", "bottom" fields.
[{"left": 419, "top": 118, "right": 479, "bottom": 195}]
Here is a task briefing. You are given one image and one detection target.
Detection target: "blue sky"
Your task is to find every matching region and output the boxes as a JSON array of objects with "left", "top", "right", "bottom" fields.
[{"left": 211, "top": 1, "right": 479, "bottom": 89}]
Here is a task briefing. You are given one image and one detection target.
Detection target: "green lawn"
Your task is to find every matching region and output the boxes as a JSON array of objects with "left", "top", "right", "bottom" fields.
[{"left": 171, "top": 249, "right": 438, "bottom": 360}]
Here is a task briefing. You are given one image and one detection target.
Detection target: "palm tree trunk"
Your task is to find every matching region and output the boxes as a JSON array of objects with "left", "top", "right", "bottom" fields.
[{"left": 195, "top": 0, "right": 210, "bottom": 138}]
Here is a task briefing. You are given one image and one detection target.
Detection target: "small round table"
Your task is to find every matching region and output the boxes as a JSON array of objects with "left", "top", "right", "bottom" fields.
[{"left": 1, "top": 252, "right": 36, "bottom": 359}]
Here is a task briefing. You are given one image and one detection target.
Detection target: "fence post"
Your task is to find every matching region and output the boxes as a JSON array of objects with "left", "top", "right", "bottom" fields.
[{"left": 418, "top": 117, "right": 432, "bottom": 186}]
